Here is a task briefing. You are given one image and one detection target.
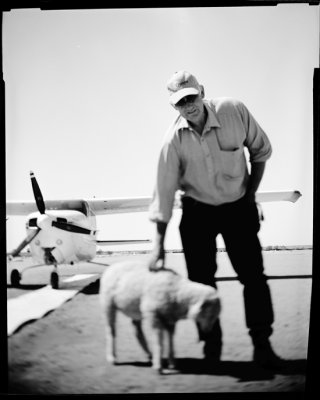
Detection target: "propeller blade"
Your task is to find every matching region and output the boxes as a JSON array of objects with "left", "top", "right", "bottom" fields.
[
  {"left": 51, "top": 221, "right": 94, "bottom": 235},
  {"left": 30, "top": 171, "right": 46, "bottom": 214},
  {"left": 9, "top": 228, "right": 40, "bottom": 257}
]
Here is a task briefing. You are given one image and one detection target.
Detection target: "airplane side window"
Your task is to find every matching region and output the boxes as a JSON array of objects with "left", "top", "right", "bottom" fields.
[{"left": 80, "top": 201, "right": 89, "bottom": 217}]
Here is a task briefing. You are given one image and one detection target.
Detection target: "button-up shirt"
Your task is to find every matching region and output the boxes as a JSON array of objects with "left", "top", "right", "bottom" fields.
[{"left": 149, "top": 97, "right": 272, "bottom": 223}]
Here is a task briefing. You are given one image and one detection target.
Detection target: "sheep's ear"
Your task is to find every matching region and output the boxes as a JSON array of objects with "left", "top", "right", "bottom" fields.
[
  {"left": 198, "top": 299, "right": 213, "bottom": 314},
  {"left": 200, "top": 300, "right": 210, "bottom": 311},
  {"left": 188, "top": 299, "right": 211, "bottom": 319},
  {"left": 199, "top": 298, "right": 221, "bottom": 315},
  {"left": 204, "top": 297, "right": 221, "bottom": 317}
]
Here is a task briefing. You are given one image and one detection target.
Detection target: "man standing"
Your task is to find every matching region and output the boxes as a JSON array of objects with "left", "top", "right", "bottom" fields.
[{"left": 148, "top": 70, "right": 284, "bottom": 369}]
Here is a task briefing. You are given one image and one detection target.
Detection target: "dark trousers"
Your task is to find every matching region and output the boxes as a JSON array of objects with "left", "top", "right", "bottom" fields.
[{"left": 179, "top": 196, "right": 274, "bottom": 358}]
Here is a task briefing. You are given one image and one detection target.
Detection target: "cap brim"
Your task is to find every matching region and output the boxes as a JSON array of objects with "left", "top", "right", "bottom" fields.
[{"left": 169, "top": 87, "right": 200, "bottom": 105}]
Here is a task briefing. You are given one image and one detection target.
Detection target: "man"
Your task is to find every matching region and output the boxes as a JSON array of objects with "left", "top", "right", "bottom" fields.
[{"left": 148, "top": 70, "right": 284, "bottom": 369}]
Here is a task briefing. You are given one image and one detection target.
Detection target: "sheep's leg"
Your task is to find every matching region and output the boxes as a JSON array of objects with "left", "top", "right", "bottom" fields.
[
  {"left": 132, "top": 320, "right": 152, "bottom": 361},
  {"left": 151, "top": 326, "right": 164, "bottom": 373},
  {"left": 167, "top": 325, "right": 176, "bottom": 370},
  {"left": 105, "top": 306, "right": 117, "bottom": 364}
]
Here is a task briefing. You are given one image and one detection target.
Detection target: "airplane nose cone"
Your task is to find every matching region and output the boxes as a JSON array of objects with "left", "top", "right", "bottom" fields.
[{"left": 37, "top": 214, "right": 53, "bottom": 230}]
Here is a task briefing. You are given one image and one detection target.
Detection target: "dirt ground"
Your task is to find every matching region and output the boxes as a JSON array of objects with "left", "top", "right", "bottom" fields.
[{"left": 6, "top": 251, "right": 313, "bottom": 394}]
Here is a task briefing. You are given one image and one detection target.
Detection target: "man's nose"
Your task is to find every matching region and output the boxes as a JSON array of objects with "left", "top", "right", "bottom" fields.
[{"left": 185, "top": 102, "right": 195, "bottom": 109}]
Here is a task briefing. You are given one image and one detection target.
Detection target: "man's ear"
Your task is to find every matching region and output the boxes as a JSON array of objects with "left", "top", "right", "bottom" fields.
[{"left": 200, "top": 85, "right": 205, "bottom": 99}]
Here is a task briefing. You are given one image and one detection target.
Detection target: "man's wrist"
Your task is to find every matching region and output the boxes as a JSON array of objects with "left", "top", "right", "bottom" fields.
[{"left": 244, "top": 189, "right": 256, "bottom": 202}]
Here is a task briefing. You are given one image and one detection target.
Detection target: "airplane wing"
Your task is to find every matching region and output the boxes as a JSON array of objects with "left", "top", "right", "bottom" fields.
[
  {"left": 255, "top": 191, "right": 302, "bottom": 203},
  {"left": 86, "top": 190, "right": 302, "bottom": 214},
  {"left": 5, "top": 198, "right": 152, "bottom": 216},
  {"left": 6, "top": 199, "right": 88, "bottom": 216},
  {"left": 6, "top": 190, "right": 302, "bottom": 216},
  {"left": 87, "top": 197, "right": 151, "bottom": 215},
  {"left": 6, "top": 201, "right": 39, "bottom": 216},
  {"left": 97, "top": 239, "right": 151, "bottom": 245}
]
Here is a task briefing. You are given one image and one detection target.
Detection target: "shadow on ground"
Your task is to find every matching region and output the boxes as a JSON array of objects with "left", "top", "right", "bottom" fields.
[
  {"left": 7, "top": 283, "right": 45, "bottom": 290},
  {"left": 81, "top": 279, "right": 100, "bottom": 295},
  {"left": 115, "top": 358, "right": 307, "bottom": 381}
]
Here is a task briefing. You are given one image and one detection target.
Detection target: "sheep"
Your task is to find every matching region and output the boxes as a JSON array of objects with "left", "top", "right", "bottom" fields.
[{"left": 99, "top": 260, "right": 221, "bottom": 374}]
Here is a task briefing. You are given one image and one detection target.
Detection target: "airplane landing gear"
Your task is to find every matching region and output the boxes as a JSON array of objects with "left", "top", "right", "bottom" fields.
[
  {"left": 10, "top": 269, "right": 21, "bottom": 287},
  {"left": 8, "top": 259, "right": 61, "bottom": 289},
  {"left": 50, "top": 265, "right": 59, "bottom": 289}
]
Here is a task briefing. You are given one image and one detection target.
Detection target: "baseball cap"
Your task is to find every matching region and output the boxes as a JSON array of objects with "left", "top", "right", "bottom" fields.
[{"left": 167, "top": 71, "right": 201, "bottom": 105}]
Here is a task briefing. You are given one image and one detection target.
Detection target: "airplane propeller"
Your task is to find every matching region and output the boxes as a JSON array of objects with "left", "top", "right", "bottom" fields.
[
  {"left": 30, "top": 171, "right": 46, "bottom": 214},
  {"left": 8, "top": 171, "right": 95, "bottom": 258},
  {"left": 51, "top": 220, "right": 93, "bottom": 235},
  {"left": 9, "top": 228, "right": 41, "bottom": 258},
  {"left": 29, "top": 171, "right": 95, "bottom": 235}
]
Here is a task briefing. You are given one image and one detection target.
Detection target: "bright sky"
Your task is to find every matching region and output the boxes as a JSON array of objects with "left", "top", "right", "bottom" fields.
[{"left": 4, "top": 5, "right": 319, "bottom": 252}]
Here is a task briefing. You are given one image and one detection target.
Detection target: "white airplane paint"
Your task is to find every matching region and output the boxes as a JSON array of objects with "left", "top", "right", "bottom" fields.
[
  {"left": 7, "top": 273, "right": 98, "bottom": 336},
  {"left": 6, "top": 171, "right": 302, "bottom": 289},
  {"left": 6, "top": 172, "right": 152, "bottom": 289}
]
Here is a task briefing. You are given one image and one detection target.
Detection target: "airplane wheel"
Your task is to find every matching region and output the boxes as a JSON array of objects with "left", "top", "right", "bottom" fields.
[
  {"left": 50, "top": 272, "right": 59, "bottom": 289},
  {"left": 11, "top": 269, "right": 21, "bottom": 287}
]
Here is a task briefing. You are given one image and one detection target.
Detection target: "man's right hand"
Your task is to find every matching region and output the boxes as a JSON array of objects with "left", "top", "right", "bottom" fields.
[{"left": 148, "top": 246, "right": 165, "bottom": 271}]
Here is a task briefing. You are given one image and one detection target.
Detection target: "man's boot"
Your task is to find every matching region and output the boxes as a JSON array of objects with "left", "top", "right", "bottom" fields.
[{"left": 253, "top": 338, "right": 285, "bottom": 369}]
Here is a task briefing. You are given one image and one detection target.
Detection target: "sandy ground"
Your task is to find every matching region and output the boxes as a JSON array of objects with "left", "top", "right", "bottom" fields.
[{"left": 6, "top": 250, "right": 313, "bottom": 394}]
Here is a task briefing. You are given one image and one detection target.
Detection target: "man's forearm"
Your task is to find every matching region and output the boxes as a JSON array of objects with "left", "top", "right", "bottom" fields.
[
  {"left": 148, "top": 221, "right": 168, "bottom": 271},
  {"left": 154, "top": 221, "right": 168, "bottom": 249},
  {"left": 247, "top": 161, "right": 266, "bottom": 196}
]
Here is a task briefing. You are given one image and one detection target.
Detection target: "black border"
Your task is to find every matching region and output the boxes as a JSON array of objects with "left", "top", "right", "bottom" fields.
[{"left": 1, "top": 1, "right": 319, "bottom": 397}]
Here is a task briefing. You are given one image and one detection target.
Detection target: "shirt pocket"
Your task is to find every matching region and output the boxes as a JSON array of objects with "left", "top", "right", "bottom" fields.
[{"left": 219, "top": 147, "right": 244, "bottom": 179}]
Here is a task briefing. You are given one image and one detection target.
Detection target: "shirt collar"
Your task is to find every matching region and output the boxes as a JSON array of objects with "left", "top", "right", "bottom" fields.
[
  {"left": 176, "top": 100, "right": 221, "bottom": 132},
  {"left": 204, "top": 101, "right": 221, "bottom": 129}
]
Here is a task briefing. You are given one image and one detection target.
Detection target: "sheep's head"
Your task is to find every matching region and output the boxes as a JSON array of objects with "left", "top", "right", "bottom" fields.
[{"left": 190, "top": 296, "right": 221, "bottom": 337}]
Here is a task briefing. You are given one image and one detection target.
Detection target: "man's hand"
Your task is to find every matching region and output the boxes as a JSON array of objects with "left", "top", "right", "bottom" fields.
[
  {"left": 244, "top": 161, "right": 266, "bottom": 204},
  {"left": 148, "top": 245, "right": 165, "bottom": 271}
]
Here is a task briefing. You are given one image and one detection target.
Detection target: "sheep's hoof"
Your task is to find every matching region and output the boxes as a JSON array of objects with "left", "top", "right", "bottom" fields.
[
  {"left": 156, "top": 368, "right": 164, "bottom": 375},
  {"left": 152, "top": 364, "right": 162, "bottom": 374},
  {"left": 167, "top": 359, "right": 176, "bottom": 369},
  {"left": 161, "top": 368, "right": 179, "bottom": 375}
]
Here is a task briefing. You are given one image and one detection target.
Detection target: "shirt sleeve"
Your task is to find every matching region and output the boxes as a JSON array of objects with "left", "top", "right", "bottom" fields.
[
  {"left": 149, "top": 136, "right": 181, "bottom": 223},
  {"left": 238, "top": 102, "right": 272, "bottom": 163}
]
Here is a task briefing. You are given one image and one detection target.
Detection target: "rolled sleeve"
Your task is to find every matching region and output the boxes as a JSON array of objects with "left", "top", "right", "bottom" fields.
[
  {"left": 149, "top": 140, "right": 180, "bottom": 223},
  {"left": 239, "top": 102, "right": 272, "bottom": 163}
]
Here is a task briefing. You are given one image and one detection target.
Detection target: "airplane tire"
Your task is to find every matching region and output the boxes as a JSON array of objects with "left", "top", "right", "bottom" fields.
[
  {"left": 11, "top": 269, "right": 21, "bottom": 287},
  {"left": 50, "top": 272, "right": 59, "bottom": 289}
]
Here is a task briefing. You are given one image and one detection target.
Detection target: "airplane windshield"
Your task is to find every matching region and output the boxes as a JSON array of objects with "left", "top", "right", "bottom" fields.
[{"left": 44, "top": 200, "right": 89, "bottom": 216}]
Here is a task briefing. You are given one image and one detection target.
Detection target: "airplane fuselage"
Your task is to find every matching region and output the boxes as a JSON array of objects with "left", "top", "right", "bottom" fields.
[{"left": 26, "top": 209, "right": 97, "bottom": 265}]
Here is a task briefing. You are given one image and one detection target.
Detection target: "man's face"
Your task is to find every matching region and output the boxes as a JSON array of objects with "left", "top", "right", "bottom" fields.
[{"left": 173, "top": 93, "right": 206, "bottom": 125}]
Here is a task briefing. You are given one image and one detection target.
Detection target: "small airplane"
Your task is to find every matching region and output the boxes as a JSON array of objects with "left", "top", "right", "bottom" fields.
[
  {"left": 6, "top": 171, "right": 154, "bottom": 289},
  {"left": 6, "top": 171, "right": 302, "bottom": 289}
]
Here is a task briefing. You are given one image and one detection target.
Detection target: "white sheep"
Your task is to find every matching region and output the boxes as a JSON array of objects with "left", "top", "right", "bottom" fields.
[{"left": 99, "top": 260, "right": 221, "bottom": 373}]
